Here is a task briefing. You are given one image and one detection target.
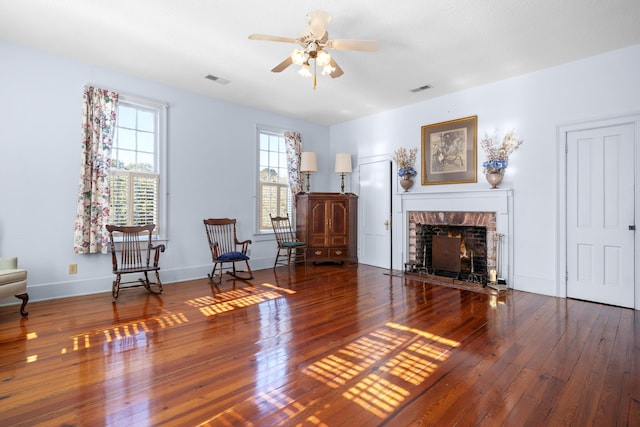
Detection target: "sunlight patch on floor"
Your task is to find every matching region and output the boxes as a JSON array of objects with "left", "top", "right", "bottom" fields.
[
  {"left": 301, "top": 322, "right": 461, "bottom": 420},
  {"left": 203, "top": 322, "right": 462, "bottom": 423},
  {"left": 305, "top": 354, "right": 365, "bottom": 388},
  {"left": 185, "top": 284, "right": 291, "bottom": 318},
  {"left": 199, "top": 387, "right": 308, "bottom": 427},
  {"left": 343, "top": 373, "right": 410, "bottom": 418},
  {"left": 302, "top": 325, "right": 413, "bottom": 389},
  {"left": 59, "top": 311, "right": 189, "bottom": 355},
  {"left": 259, "top": 281, "right": 297, "bottom": 294}
]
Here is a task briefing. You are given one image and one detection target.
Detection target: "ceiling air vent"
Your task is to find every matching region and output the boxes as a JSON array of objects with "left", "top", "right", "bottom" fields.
[
  {"left": 205, "top": 74, "right": 230, "bottom": 85},
  {"left": 410, "top": 84, "right": 432, "bottom": 93}
]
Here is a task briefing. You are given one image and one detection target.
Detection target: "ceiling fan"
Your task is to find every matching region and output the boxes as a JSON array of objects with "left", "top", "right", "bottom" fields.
[{"left": 248, "top": 10, "right": 378, "bottom": 89}]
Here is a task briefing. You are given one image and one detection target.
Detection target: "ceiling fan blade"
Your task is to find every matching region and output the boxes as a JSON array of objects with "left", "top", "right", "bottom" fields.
[
  {"left": 329, "top": 58, "right": 344, "bottom": 78},
  {"left": 271, "top": 56, "right": 293, "bottom": 73},
  {"left": 306, "top": 10, "right": 332, "bottom": 38},
  {"left": 249, "top": 34, "right": 298, "bottom": 44},
  {"left": 326, "top": 39, "right": 379, "bottom": 51}
]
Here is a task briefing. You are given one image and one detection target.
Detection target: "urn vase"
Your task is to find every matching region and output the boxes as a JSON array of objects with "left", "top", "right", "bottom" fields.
[
  {"left": 399, "top": 175, "right": 414, "bottom": 192},
  {"left": 485, "top": 169, "right": 505, "bottom": 189}
]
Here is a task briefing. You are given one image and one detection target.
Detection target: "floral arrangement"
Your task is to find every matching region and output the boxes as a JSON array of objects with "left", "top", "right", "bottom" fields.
[
  {"left": 395, "top": 147, "right": 418, "bottom": 177},
  {"left": 480, "top": 129, "right": 524, "bottom": 173}
]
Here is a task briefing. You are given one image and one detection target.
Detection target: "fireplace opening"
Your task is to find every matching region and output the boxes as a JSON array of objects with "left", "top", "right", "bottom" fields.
[{"left": 415, "top": 224, "right": 488, "bottom": 282}]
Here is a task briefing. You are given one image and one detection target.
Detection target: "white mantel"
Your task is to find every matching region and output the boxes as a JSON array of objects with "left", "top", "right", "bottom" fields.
[{"left": 399, "top": 188, "right": 514, "bottom": 287}]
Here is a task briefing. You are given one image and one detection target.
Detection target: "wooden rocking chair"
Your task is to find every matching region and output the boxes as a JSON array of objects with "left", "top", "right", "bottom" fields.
[
  {"left": 270, "top": 214, "right": 307, "bottom": 269},
  {"left": 203, "top": 218, "right": 253, "bottom": 284},
  {"left": 106, "top": 224, "right": 165, "bottom": 301}
]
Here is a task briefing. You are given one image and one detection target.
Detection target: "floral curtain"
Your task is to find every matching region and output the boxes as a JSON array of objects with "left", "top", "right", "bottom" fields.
[
  {"left": 73, "top": 86, "right": 119, "bottom": 254},
  {"left": 284, "top": 131, "right": 303, "bottom": 197}
]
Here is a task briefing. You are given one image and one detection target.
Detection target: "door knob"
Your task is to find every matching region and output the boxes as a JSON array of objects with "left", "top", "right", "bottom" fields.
[
  {"left": 630, "top": 225, "right": 636, "bottom": 231},
  {"left": 384, "top": 220, "right": 390, "bottom": 230}
]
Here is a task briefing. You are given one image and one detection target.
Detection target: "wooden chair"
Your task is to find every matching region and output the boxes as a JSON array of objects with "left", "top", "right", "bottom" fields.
[
  {"left": 203, "top": 218, "right": 253, "bottom": 284},
  {"left": 106, "top": 224, "right": 165, "bottom": 301},
  {"left": 270, "top": 214, "right": 307, "bottom": 269}
]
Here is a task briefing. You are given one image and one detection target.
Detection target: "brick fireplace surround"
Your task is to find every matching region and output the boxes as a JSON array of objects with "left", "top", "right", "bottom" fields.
[{"left": 399, "top": 189, "right": 514, "bottom": 287}]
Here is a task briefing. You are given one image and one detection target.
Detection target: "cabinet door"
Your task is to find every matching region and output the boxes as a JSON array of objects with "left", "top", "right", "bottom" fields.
[
  {"left": 329, "top": 200, "right": 349, "bottom": 247},
  {"left": 309, "top": 199, "right": 328, "bottom": 247}
]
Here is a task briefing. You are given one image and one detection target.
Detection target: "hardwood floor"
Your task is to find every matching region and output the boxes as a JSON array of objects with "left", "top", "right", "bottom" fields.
[{"left": 1, "top": 264, "right": 638, "bottom": 426}]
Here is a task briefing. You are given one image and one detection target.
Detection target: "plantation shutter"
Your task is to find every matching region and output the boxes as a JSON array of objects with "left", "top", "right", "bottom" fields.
[
  {"left": 133, "top": 173, "right": 159, "bottom": 227},
  {"left": 110, "top": 173, "right": 129, "bottom": 226},
  {"left": 259, "top": 182, "right": 289, "bottom": 230},
  {"left": 110, "top": 171, "right": 160, "bottom": 234}
]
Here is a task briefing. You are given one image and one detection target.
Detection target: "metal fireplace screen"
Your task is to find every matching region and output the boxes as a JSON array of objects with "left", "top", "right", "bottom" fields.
[{"left": 432, "top": 235, "right": 461, "bottom": 274}]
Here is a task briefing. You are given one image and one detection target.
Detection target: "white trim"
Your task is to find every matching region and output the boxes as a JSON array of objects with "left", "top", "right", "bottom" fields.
[
  {"left": 113, "top": 95, "right": 169, "bottom": 241},
  {"left": 158, "top": 102, "right": 168, "bottom": 241},
  {"left": 88, "top": 84, "right": 169, "bottom": 108},
  {"left": 557, "top": 111, "right": 640, "bottom": 309},
  {"left": 254, "top": 126, "right": 293, "bottom": 235},
  {"left": 119, "top": 95, "right": 168, "bottom": 109},
  {"left": 356, "top": 153, "right": 394, "bottom": 165}
]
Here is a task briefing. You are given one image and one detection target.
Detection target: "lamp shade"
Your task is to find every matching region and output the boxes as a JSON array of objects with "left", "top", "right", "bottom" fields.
[
  {"left": 335, "top": 153, "right": 352, "bottom": 173},
  {"left": 300, "top": 152, "right": 318, "bottom": 172}
]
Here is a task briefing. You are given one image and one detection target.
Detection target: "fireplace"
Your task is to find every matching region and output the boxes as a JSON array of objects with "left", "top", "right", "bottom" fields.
[
  {"left": 409, "top": 212, "right": 495, "bottom": 283},
  {"left": 400, "top": 189, "right": 514, "bottom": 287}
]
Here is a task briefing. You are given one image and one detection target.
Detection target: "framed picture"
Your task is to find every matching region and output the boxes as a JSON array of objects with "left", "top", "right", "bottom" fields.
[{"left": 421, "top": 115, "right": 477, "bottom": 185}]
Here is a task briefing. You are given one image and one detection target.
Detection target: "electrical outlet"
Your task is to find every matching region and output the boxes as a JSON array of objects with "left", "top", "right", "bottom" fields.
[{"left": 68, "top": 264, "right": 78, "bottom": 274}]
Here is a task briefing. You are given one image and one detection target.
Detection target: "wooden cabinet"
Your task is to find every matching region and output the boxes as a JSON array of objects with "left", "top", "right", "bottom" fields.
[{"left": 296, "top": 192, "right": 358, "bottom": 264}]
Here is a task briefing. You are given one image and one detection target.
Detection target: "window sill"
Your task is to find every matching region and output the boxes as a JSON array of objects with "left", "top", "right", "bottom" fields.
[{"left": 252, "top": 232, "right": 276, "bottom": 243}]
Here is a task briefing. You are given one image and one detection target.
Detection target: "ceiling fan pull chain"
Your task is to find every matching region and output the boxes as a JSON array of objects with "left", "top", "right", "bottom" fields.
[{"left": 314, "top": 59, "right": 317, "bottom": 90}]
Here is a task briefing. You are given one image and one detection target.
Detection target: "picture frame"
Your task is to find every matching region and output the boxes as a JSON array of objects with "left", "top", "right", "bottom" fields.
[{"left": 421, "top": 115, "right": 477, "bottom": 185}]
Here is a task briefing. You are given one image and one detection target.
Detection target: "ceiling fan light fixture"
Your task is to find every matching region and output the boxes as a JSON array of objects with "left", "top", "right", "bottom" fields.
[
  {"left": 298, "top": 63, "right": 312, "bottom": 77},
  {"left": 291, "top": 49, "right": 306, "bottom": 65},
  {"left": 321, "top": 64, "right": 336, "bottom": 75},
  {"left": 316, "top": 50, "right": 331, "bottom": 67}
]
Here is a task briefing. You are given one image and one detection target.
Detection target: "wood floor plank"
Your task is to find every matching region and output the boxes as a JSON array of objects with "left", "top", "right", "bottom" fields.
[
  {"left": 569, "top": 305, "right": 623, "bottom": 426},
  {"left": 544, "top": 301, "right": 612, "bottom": 426},
  {"left": 591, "top": 306, "right": 630, "bottom": 425},
  {"left": 1, "top": 264, "right": 638, "bottom": 426}
]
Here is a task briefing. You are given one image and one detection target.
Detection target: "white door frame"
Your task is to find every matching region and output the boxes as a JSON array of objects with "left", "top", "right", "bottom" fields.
[{"left": 557, "top": 112, "right": 640, "bottom": 309}]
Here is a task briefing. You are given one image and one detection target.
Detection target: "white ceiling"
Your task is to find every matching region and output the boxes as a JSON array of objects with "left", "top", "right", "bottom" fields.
[{"left": 1, "top": 0, "right": 639, "bottom": 126}]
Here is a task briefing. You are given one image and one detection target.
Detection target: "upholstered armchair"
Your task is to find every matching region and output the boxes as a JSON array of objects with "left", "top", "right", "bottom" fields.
[{"left": 0, "top": 257, "right": 29, "bottom": 316}]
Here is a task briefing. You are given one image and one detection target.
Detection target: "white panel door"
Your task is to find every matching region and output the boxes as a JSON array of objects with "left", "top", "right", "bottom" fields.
[
  {"left": 567, "top": 124, "right": 635, "bottom": 307},
  {"left": 358, "top": 160, "right": 392, "bottom": 268}
]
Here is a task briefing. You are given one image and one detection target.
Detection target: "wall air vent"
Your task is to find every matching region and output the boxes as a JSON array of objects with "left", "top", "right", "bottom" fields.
[
  {"left": 205, "top": 74, "right": 230, "bottom": 85},
  {"left": 410, "top": 84, "right": 432, "bottom": 93}
]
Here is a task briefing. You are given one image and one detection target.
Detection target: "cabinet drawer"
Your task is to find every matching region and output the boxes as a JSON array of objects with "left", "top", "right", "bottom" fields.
[
  {"left": 309, "top": 248, "right": 328, "bottom": 259},
  {"left": 330, "top": 248, "right": 348, "bottom": 259}
]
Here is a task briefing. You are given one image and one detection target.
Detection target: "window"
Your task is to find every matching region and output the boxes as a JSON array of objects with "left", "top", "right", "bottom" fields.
[
  {"left": 258, "top": 129, "right": 293, "bottom": 232},
  {"left": 110, "top": 97, "right": 166, "bottom": 237}
]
